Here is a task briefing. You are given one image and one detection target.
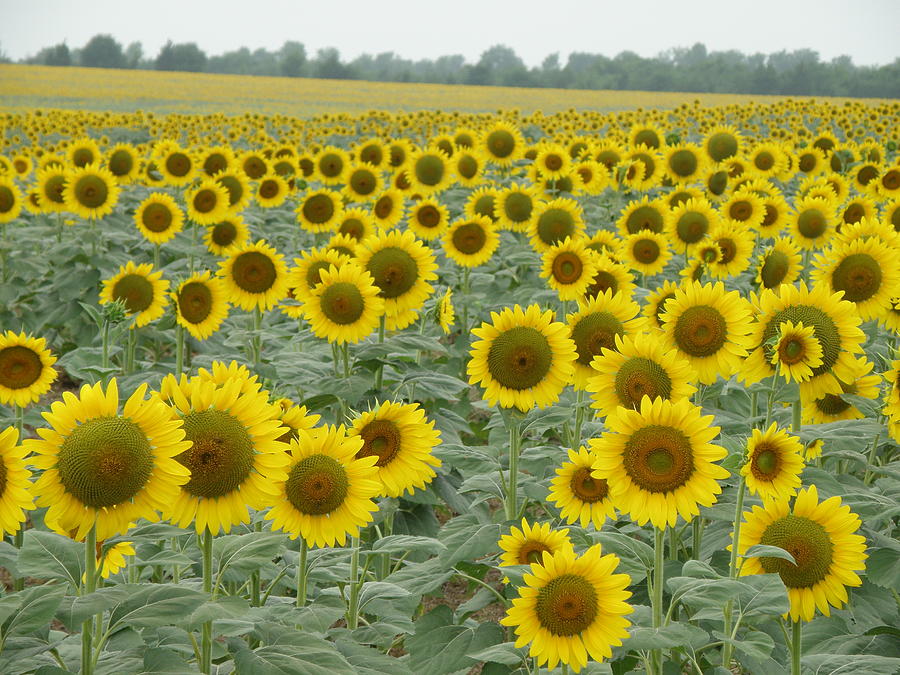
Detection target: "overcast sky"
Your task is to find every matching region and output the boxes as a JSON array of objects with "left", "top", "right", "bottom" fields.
[{"left": 2, "top": 0, "right": 898, "bottom": 67}]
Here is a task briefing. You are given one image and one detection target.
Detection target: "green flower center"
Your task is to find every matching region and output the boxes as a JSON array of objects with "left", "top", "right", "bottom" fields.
[
  {"left": 356, "top": 419, "right": 401, "bottom": 467},
  {"left": 673, "top": 305, "right": 727, "bottom": 357},
  {"left": 74, "top": 175, "right": 109, "bottom": 209},
  {"left": 623, "top": 424, "right": 695, "bottom": 493},
  {"left": 284, "top": 454, "right": 349, "bottom": 515},
  {"left": 178, "top": 409, "right": 254, "bottom": 499},
  {"left": 232, "top": 251, "right": 277, "bottom": 294},
  {"left": 535, "top": 573, "right": 599, "bottom": 636},
  {"left": 165, "top": 152, "right": 192, "bottom": 177},
  {"left": 571, "top": 311, "right": 624, "bottom": 365},
  {"left": 625, "top": 205, "right": 664, "bottom": 234},
  {"left": 503, "top": 192, "right": 533, "bottom": 223},
  {"left": 669, "top": 149, "right": 698, "bottom": 177},
  {"left": 366, "top": 247, "right": 419, "bottom": 299},
  {"left": 487, "top": 326, "right": 553, "bottom": 390},
  {"left": 142, "top": 202, "right": 173, "bottom": 232},
  {"left": 614, "top": 356, "right": 672, "bottom": 410},
  {"left": 750, "top": 443, "right": 780, "bottom": 479},
  {"left": 0, "top": 346, "right": 42, "bottom": 390},
  {"left": 112, "top": 273, "right": 154, "bottom": 313},
  {"left": 452, "top": 222, "right": 487, "bottom": 255},
  {"left": 759, "top": 514, "right": 834, "bottom": 588},
  {"left": 302, "top": 194, "right": 335, "bottom": 224},
  {"left": 414, "top": 155, "right": 445, "bottom": 187},
  {"left": 177, "top": 281, "right": 213, "bottom": 324},
  {"left": 569, "top": 467, "right": 608, "bottom": 503},
  {"left": 676, "top": 212, "right": 709, "bottom": 244},
  {"left": 486, "top": 130, "right": 516, "bottom": 158},
  {"left": 760, "top": 250, "right": 789, "bottom": 289},
  {"left": 830, "top": 253, "right": 882, "bottom": 303},
  {"left": 762, "top": 305, "right": 841, "bottom": 377},
  {"left": 211, "top": 221, "right": 237, "bottom": 247},
  {"left": 536, "top": 208, "right": 576, "bottom": 246},
  {"left": 320, "top": 282, "right": 365, "bottom": 325},
  {"left": 707, "top": 132, "right": 738, "bottom": 161}
]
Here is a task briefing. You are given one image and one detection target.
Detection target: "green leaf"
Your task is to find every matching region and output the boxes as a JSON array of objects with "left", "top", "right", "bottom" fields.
[
  {"left": 386, "top": 557, "right": 455, "bottom": 595},
  {"left": 406, "top": 605, "right": 487, "bottom": 675},
  {"left": 802, "top": 654, "right": 900, "bottom": 675},
  {"left": 625, "top": 622, "right": 709, "bottom": 651},
  {"left": 1, "top": 586, "right": 66, "bottom": 639},
  {"left": 214, "top": 530, "right": 286, "bottom": 576},
  {"left": 370, "top": 535, "right": 446, "bottom": 555},
  {"left": 467, "top": 641, "right": 525, "bottom": 666},
  {"left": 865, "top": 547, "right": 900, "bottom": 591},
  {"left": 335, "top": 638, "right": 414, "bottom": 675},
  {"left": 17, "top": 530, "right": 84, "bottom": 588},
  {"left": 231, "top": 637, "right": 354, "bottom": 675},
  {"left": 141, "top": 647, "right": 195, "bottom": 674},
  {"left": 743, "top": 544, "right": 797, "bottom": 565},
  {"left": 357, "top": 582, "right": 411, "bottom": 611},
  {"left": 737, "top": 573, "right": 790, "bottom": 617},
  {"left": 187, "top": 595, "right": 252, "bottom": 629},
  {"left": 55, "top": 588, "right": 129, "bottom": 630},
  {"left": 399, "top": 371, "right": 469, "bottom": 400},
  {"left": 105, "top": 584, "right": 207, "bottom": 630},
  {"left": 713, "top": 629, "right": 774, "bottom": 661},
  {"left": 437, "top": 515, "right": 501, "bottom": 566}
]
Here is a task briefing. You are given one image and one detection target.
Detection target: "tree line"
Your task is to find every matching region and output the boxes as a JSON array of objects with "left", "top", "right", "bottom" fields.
[{"left": 7, "top": 34, "right": 900, "bottom": 98}]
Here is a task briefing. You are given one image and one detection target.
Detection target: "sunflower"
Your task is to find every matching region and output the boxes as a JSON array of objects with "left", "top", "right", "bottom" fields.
[
  {"left": 0, "top": 426, "right": 34, "bottom": 536},
  {"left": 135, "top": 192, "right": 184, "bottom": 244},
  {"left": 100, "top": 261, "right": 169, "bottom": 328},
  {"left": 659, "top": 280, "right": 754, "bottom": 385},
  {"left": 703, "top": 165, "right": 731, "bottom": 201},
  {"left": 240, "top": 151, "right": 269, "bottom": 180},
  {"left": 664, "top": 143, "right": 706, "bottom": 184},
  {"left": 769, "top": 320, "right": 824, "bottom": 384},
  {"left": 585, "top": 230, "right": 621, "bottom": 260},
  {"left": 541, "top": 237, "right": 599, "bottom": 301},
  {"left": 406, "top": 149, "right": 452, "bottom": 196},
  {"left": 287, "top": 247, "right": 349, "bottom": 302},
  {"left": 408, "top": 198, "right": 450, "bottom": 240},
  {"left": 573, "top": 159, "right": 610, "bottom": 195},
  {"left": 199, "top": 146, "right": 236, "bottom": 177},
  {"left": 721, "top": 191, "right": 766, "bottom": 230},
  {"left": 802, "top": 356, "right": 881, "bottom": 424},
  {"left": 755, "top": 236, "right": 803, "bottom": 289},
  {"left": 0, "top": 330, "right": 57, "bottom": 407},
  {"left": 838, "top": 196, "right": 878, "bottom": 229},
  {"left": 591, "top": 396, "right": 728, "bottom": 528},
  {"left": 626, "top": 146, "right": 663, "bottom": 190},
  {"left": 587, "top": 331, "right": 696, "bottom": 419},
  {"left": 736, "top": 485, "right": 866, "bottom": 622},
  {"left": 876, "top": 164, "right": 900, "bottom": 198},
  {"left": 565, "top": 291, "right": 646, "bottom": 391},
  {"left": 617, "top": 197, "right": 666, "bottom": 237},
  {"left": 160, "top": 375, "right": 289, "bottom": 534},
  {"left": 496, "top": 184, "right": 539, "bottom": 232},
  {"left": 213, "top": 168, "right": 252, "bottom": 213},
  {"left": 481, "top": 121, "right": 525, "bottom": 166},
  {"left": 355, "top": 138, "right": 387, "bottom": 169},
  {"left": 35, "top": 166, "right": 68, "bottom": 214},
  {"left": 295, "top": 189, "right": 342, "bottom": 233},
  {"left": 265, "top": 425, "right": 381, "bottom": 548},
  {"left": 444, "top": 215, "right": 500, "bottom": 268},
  {"left": 205, "top": 216, "right": 249, "bottom": 256},
  {"left": 155, "top": 144, "right": 196, "bottom": 186},
  {"left": 739, "top": 282, "right": 866, "bottom": 401},
  {"left": 342, "top": 163, "right": 383, "bottom": 203},
  {"left": 347, "top": 400, "right": 441, "bottom": 498},
  {"left": 302, "top": 262, "right": 385, "bottom": 344},
  {"left": 105, "top": 143, "right": 140, "bottom": 184},
  {"left": 313, "top": 147, "right": 350, "bottom": 185},
  {"left": 173, "top": 271, "right": 229, "bottom": 341},
  {"left": 585, "top": 254, "right": 636, "bottom": 301},
  {"left": 255, "top": 173, "right": 290, "bottom": 208},
  {"left": 63, "top": 163, "right": 119, "bottom": 220},
  {"left": 98, "top": 541, "right": 135, "bottom": 579},
  {"left": 501, "top": 545, "right": 632, "bottom": 673},
  {"left": 499, "top": 519, "right": 574, "bottom": 567},
  {"left": 219, "top": 239, "right": 289, "bottom": 311},
  {"left": 371, "top": 188, "right": 406, "bottom": 230},
  {"left": 703, "top": 126, "right": 743, "bottom": 163},
  {"left": 336, "top": 206, "right": 375, "bottom": 242},
  {"left": 705, "top": 220, "right": 755, "bottom": 279},
  {"left": 530, "top": 198, "right": 585, "bottom": 253},
  {"left": 790, "top": 195, "right": 838, "bottom": 250},
  {"left": 27, "top": 379, "right": 191, "bottom": 541},
  {"left": 811, "top": 237, "right": 900, "bottom": 321},
  {"left": 275, "top": 399, "right": 321, "bottom": 445},
  {"left": 325, "top": 232, "right": 360, "bottom": 260},
  {"left": 453, "top": 149, "right": 485, "bottom": 187},
  {"left": 67, "top": 137, "right": 101, "bottom": 168},
  {"left": 757, "top": 193, "right": 791, "bottom": 237},
  {"left": 795, "top": 146, "right": 828, "bottom": 177},
  {"left": 534, "top": 143, "right": 571, "bottom": 180},
  {"left": 742, "top": 423, "right": 804, "bottom": 504},
  {"left": 468, "top": 304, "right": 577, "bottom": 412},
  {"left": 747, "top": 142, "right": 788, "bottom": 179},
  {"left": 666, "top": 198, "right": 719, "bottom": 253},
  {"left": 193, "top": 359, "right": 262, "bottom": 393},
  {"left": 619, "top": 230, "right": 671, "bottom": 277},
  {"left": 547, "top": 447, "right": 617, "bottom": 529},
  {"left": 185, "top": 179, "right": 229, "bottom": 226},
  {"left": 356, "top": 229, "right": 438, "bottom": 320},
  {"left": 629, "top": 123, "right": 665, "bottom": 150},
  {"left": 465, "top": 185, "right": 501, "bottom": 225},
  {"left": 438, "top": 288, "right": 455, "bottom": 334},
  {"left": 642, "top": 280, "right": 680, "bottom": 331}
]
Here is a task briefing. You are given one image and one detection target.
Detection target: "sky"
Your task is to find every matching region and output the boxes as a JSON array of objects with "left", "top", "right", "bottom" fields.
[{"left": 2, "top": 0, "right": 898, "bottom": 67}]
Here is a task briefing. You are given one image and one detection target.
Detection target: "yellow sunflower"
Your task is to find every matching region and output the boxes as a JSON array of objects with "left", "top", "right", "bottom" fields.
[
  {"left": 585, "top": 253, "right": 636, "bottom": 301},
  {"left": 173, "top": 271, "right": 230, "bottom": 341},
  {"left": 265, "top": 425, "right": 381, "bottom": 548},
  {"left": 802, "top": 356, "right": 881, "bottom": 424},
  {"left": 547, "top": 447, "right": 617, "bottom": 529},
  {"left": 769, "top": 320, "right": 824, "bottom": 383},
  {"left": 135, "top": 192, "right": 184, "bottom": 245},
  {"left": 540, "top": 237, "right": 599, "bottom": 301},
  {"left": 534, "top": 143, "right": 571, "bottom": 180},
  {"left": 757, "top": 193, "right": 791, "bottom": 238},
  {"left": 218, "top": 239, "right": 289, "bottom": 311},
  {"left": 481, "top": 121, "right": 525, "bottom": 166},
  {"left": 590, "top": 396, "right": 729, "bottom": 528},
  {"left": 498, "top": 518, "right": 574, "bottom": 566},
  {"left": 721, "top": 191, "right": 766, "bottom": 230},
  {"left": 704, "top": 220, "right": 755, "bottom": 279},
  {"left": 501, "top": 545, "right": 632, "bottom": 673},
  {"left": 408, "top": 198, "right": 450, "bottom": 240},
  {"left": 371, "top": 188, "right": 406, "bottom": 230},
  {"left": 67, "top": 137, "right": 101, "bottom": 168},
  {"left": 468, "top": 304, "right": 577, "bottom": 412},
  {"left": 704, "top": 126, "right": 743, "bottom": 163},
  {"left": 98, "top": 541, "right": 135, "bottom": 579},
  {"left": 585, "top": 230, "right": 621, "bottom": 261},
  {"left": 34, "top": 166, "right": 68, "bottom": 214},
  {"left": 465, "top": 186, "right": 501, "bottom": 226},
  {"left": 406, "top": 149, "right": 452, "bottom": 196},
  {"left": 185, "top": 179, "right": 230, "bottom": 226},
  {"left": 213, "top": 169, "right": 252, "bottom": 214},
  {"left": 105, "top": 143, "right": 140, "bottom": 184},
  {"left": 530, "top": 198, "right": 585, "bottom": 253},
  {"left": 297, "top": 189, "right": 343, "bottom": 233},
  {"left": 255, "top": 173, "right": 290, "bottom": 208},
  {"left": 790, "top": 195, "right": 838, "bottom": 250},
  {"left": 154, "top": 143, "right": 196, "bottom": 186},
  {"left": 356, "top": 229, "right": 438, "bottom": 320},
  {"left": 0, "top": 331, "right": 58, "bottom": 407},
  {"left": 664, "top": 143, "right": 706, "bottom": 184},
  {"left": 642, "top": 279, "right": 681, "bottom": 331},
  {"left": 313, "top": 147, "right": 351, "bottom": 185},
  {"left": 659, "top": 280, "right": 754, "bottom": 385},
  {"left": 27, "top": 379, "right": 191, "bottom": 541},
  {"left": 287, "top": 247, "right": 349, "bottom": 303},
  {"left": 755, "top": 236, "right": 803, "bottom": 289},
  {"left": 496, "top": 184, "right": 539, "bottom": 232},
  {"left": 160, "top": 374, "right": 289, "bottom": 534},
  {"left": 347, "top": 400, "right": 441, "bottom": 498},
  {"left": 617, "top": 197, "right": 666, "bottom": 237},
  {"left": 336, "top": 206, "right": 375, "bottom": 242},
  {"left": 205, "top": 216, "right": 249, "bottom": 256},
  {"left": 438, "top": 287, "right": 455, "bottom": 334},
  {"left": 619, "top": 230, "right": 672, "bottom": 277},
  {"left": 302, "top": 261, "right": 385, "bottom": 344},
  {"left": 666, "top": 198, "right": 719, "bottom": 253},
  {"left": 741, "top": 423, "right": 804, "bottom": 504},
  {"left": 736, "top": 485, "right": 866, "bottom": 622},
  {"left": 342, "top": 163, "right": 383, "bottom": 203},
  {"left": 274, "top": 398, "right": 321, "bottom": 445},
  {"left": 587, "top": 331, "right": 697, "bottom": 419},
  {"left": 444, "top": 216, "right": 500, "bottom": 268},
  {"left": 0, "top": 426, "right": 34, "bottom": 536},
  {"left": 100, "top": 261, "right": 169, "bottom": 328},
  {"left": 63, "top": 163, "right": 120, "bottom": 220}
]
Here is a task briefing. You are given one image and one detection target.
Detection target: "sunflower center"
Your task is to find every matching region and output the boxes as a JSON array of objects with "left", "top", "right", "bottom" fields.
[
  {"left": 487, "top": 130, "right": 516, "bottom": 158},
  {"left": 625, "top": 206, "right": 664, "bottom": 234},
  {"left": 761, "top": 204, "right": 779, "bottom": 229},
  {"left": 259, "top": 179, "right": 279, "bottom": 199},
  {"left": 142, "top": 203, "right": 173, "bottom": 232},
  {"left": 57, "top": 416, "right": 153, "bottom": 508},
  {"left": 284, "top": 453, "right": 349, "bottom": 515},
  {"left": 193, "top": 188, "right": 218, "bottom": 214},
  {"left": 357, "top": 419, "right": 401, "bottom": 467},
  {"left": 708, "top": 133, "right": 738, "bottom": 162},
  {"left": 43, "top": 175, "right": 66, "bottom": 204},
  {"left": 614, "top": 357, "right": 672, "bottom": 409},
  {"left": 414, "top": 155, "right": 445, "bottom": 187},
  {"left": 519, "top": 541, "right": 551, "bottom": 564},
  {"left": 504, "top": 193, "right": 533, "bottom": 222},
  {"left": 537, "top": 208, "right": 576, "bottom": 246},
  {"left": 586, "top": 271, "right": 619, "bottom": 299},
  {"left": 75, "top": 175, "right": 109, "bottom": 208},
  {"left": 108, "top": 150, "right": 133, "bottom": 176},
  {"left": 360, "top": 145, "right": 383, "bottom": 166},
  {"left": 882, "top": 170, "right": 900, "bottom": 191},
  {"left": 544, "top": 154, "right": 563, "bottom": 171},
  {"left": 759, "top": 514, "right": 834, "bottom": 588},
  {"left": 0, "top": 346, "right": 42, "bottom": 390},
  {"left": 653, "top": 293, "right": 676, "bottom": 328},
  {"left": 232, "top": 251, "right": 277, "bottom": 293},
  {"left": 217, "top": 175, "right": 243, "bottom": 206},
  {"left": 178, "top": 409, "right": 254, "bottom": 499},
  {"left": 487, "top": 326, "right": 553, "bottom": 390},
  {"left": 319, "top": 153, "right": 344, "bottom": 178},
  {"left": 320, "top": 282, "right": 366, "bottom": 325},
  {"left": 797, "top": 209, "right": 827, "bottom": 239},
  {"left": 374, "top": 195, "right": 395, "bottom": 218},
  {"left": 778, "top": 337, "right": 807, "bottom": 364},
  {"left": 366, "top": 247, "right": 419, "bottom": 299},
  {"left": 755, "top": 152, "right": 775, "bottom": 171},
  {"left": 729, "top": 201, "right": 753, "bottom": 222},
  {"left": 798, "top": 154, "right": 817, "bottom": 172},
  {"left": 457, "top": 155, "right": 478, "bottom": 179},
  {"left": 340, "top": 218, "right": 366, "bottom": 239},
  {"left": 763, "top": 305, "right": 840, "bottom": 376},
  {"left": 750, "top": 445, "right": 780, "bottom": 478},
  {"left": 669, "top": 150, "right": 697, "bottom": 177},
  {"left": 623, "top": 424, "right": 695, "bottom": 492},
  {"left": 552, "top": 252, "right": 583, "bottom": 284},
  {"left": 72, "top": 148, "right": 95, "bottom": 167},
  {"left": 417, "top": 205, "right": 441, "bottom": 228},
  {"left": 203, "top": 153, "right": 228, "bottom": 176},
  {"left": 452, "top": 222, "right": 487, "bottom": 255},
  {"left": 760, "top": 250, "right": 789, "bottom": 288},
  {"left": 843, "top": 203, "right": 865, "bottom": 224},
  {"left": 673, "top": 305, "right": 727, "bottom": 357},
  {"left": 707, "top": 171, "right": 728, "bottom": 196},
  {"left": 814, "top": 393, "right": 851, "bottom": 416},
  {"left": 676, "top": 212, "right": 708, "bottom": 244},
  {"left": 303, "top": 194, "right": 335, "bottom": 224},
  {"left": 112, "top": 273, "right": 154, "bottom": 313},
  {"left": 633, "top": 238, "right": 661, "bottom": 264},
  {"left": 571, "top": 312, "right": 624, "bottom": 365},
  {"left": 177, "top": 281, "right": 213, "bottom": 324},
  {"left": 211, "top": 221, "right": 237, "bottom": 247},
  {"left": 535, "top": 573, "right": 599, "bottom": 636},
  {"left": 349, "top": 169, "right": 377, "bottom": 197},
  {"left": 830, "top": 253, "right": 882, "bottom": 303},
  {"left": 165, "top": 152, "right": 191, "bottom": 177},
  {"left": 570, "top": 467, "right": 608, "bottom": 503},
  {"left": 243, "top": 158, "right": 266, "bottom": 179},
  {"left": 473, "top": 195, "right": 496, "bottom": 220}
]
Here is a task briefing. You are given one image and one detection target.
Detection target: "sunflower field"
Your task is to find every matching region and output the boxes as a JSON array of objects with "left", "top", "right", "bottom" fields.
[{"left": 0, "top": 99, "right": 899, "bottom": 675}]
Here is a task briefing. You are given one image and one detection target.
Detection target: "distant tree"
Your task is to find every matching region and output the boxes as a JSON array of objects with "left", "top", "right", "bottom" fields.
[
  {"left": 32, "top": 42, "right": 71, "bottom": 66},
  {"left": 155, "top": 41, "right": 207, "bottom": 72},
  {"left": 313, "top": 48, "right": 348, "bottom": 79},
  {"left": 125, "top": 42, "right": 144, "bottom": 69},
  {"left": 279, "top": 41, "right": 306, "bottom": 77},
  {"left": 80, "top": 34, "right": 126, "bottom": 68}
]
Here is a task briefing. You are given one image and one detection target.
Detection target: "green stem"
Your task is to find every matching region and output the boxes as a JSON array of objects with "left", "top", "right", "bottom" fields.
[
  {"left": 172, "top": 538, "right": 181, "bottom": 584},
  {"left": 763, "top": 369, "right": 779, "bottom": 430},
  {"left": 722, "top": 476, "right": 747, "bottom": 668},
  {"left": 200, "top": 528, "right": 213, "bottom": 674},
  {"left": 692, "top": 517, "right": 702, "bottom": 561},
  {"left": 175, "top": 324, "right": 185, "bottom": 375},
  {"left": 101, "top": 319, "right": 111, "bottom": 376},
  {"left": 791, "top": 620, "right": 802, "bottom": 675},
  {"left": 572, "top": 389, "right": 586, "bottom": 450},
  {"left": 669, "top": 527, "right": 679, "bottom": 562},
  {"left": 13, "top": 406, "right": 24, "bottom": 591},
  {"left": 750, "top": 390, "right": 758, "bottom": 428},
  {"left": 346, "top": 537, "right": 361, "bottom": 630},
  {"left": 1, "top": 222, "right": 7, "bottom": 283},
  {"left": 374, "top": 316, "right": 386, "bottom": 390},
  {"left": 125, "top": 328, "right": 136, "bottom": 375},
  {"left": 504, "top": 415, "right": 522, "bottom": 521},
  {"left": 462, "top": 267, "right": 470, "bottom": 332},
  {"left": 153, "top": 243, "right": 160, "bottom": 269},
  {"left": 296, "top": 539, "right": 308, "bottom": 608},
  {"left": 864, "top": 426, "right": 883, "bottom": 485},
  {"left": 189, "top": 221, "right": 197, "bottom": 276},
  {"left": 82, "top": 523, "right": 97, "bottom": 675},
  {"left": 379, "top": 512, "right": 394, "bottom": 580},
  {"left": 331, "top": 342, "right": 340, "bottom": 378},
  {"left": 253, "top": 307, "right": 263, "bottom": 368},
  {"left": 651, "top": 527, "right": 666, "bottom": 674},
  {"left": 342, "top": 342, "right": 350, "bottom": 379},
  {"left": 792, "top": 399, "right": 801, "bottom": 433}
]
